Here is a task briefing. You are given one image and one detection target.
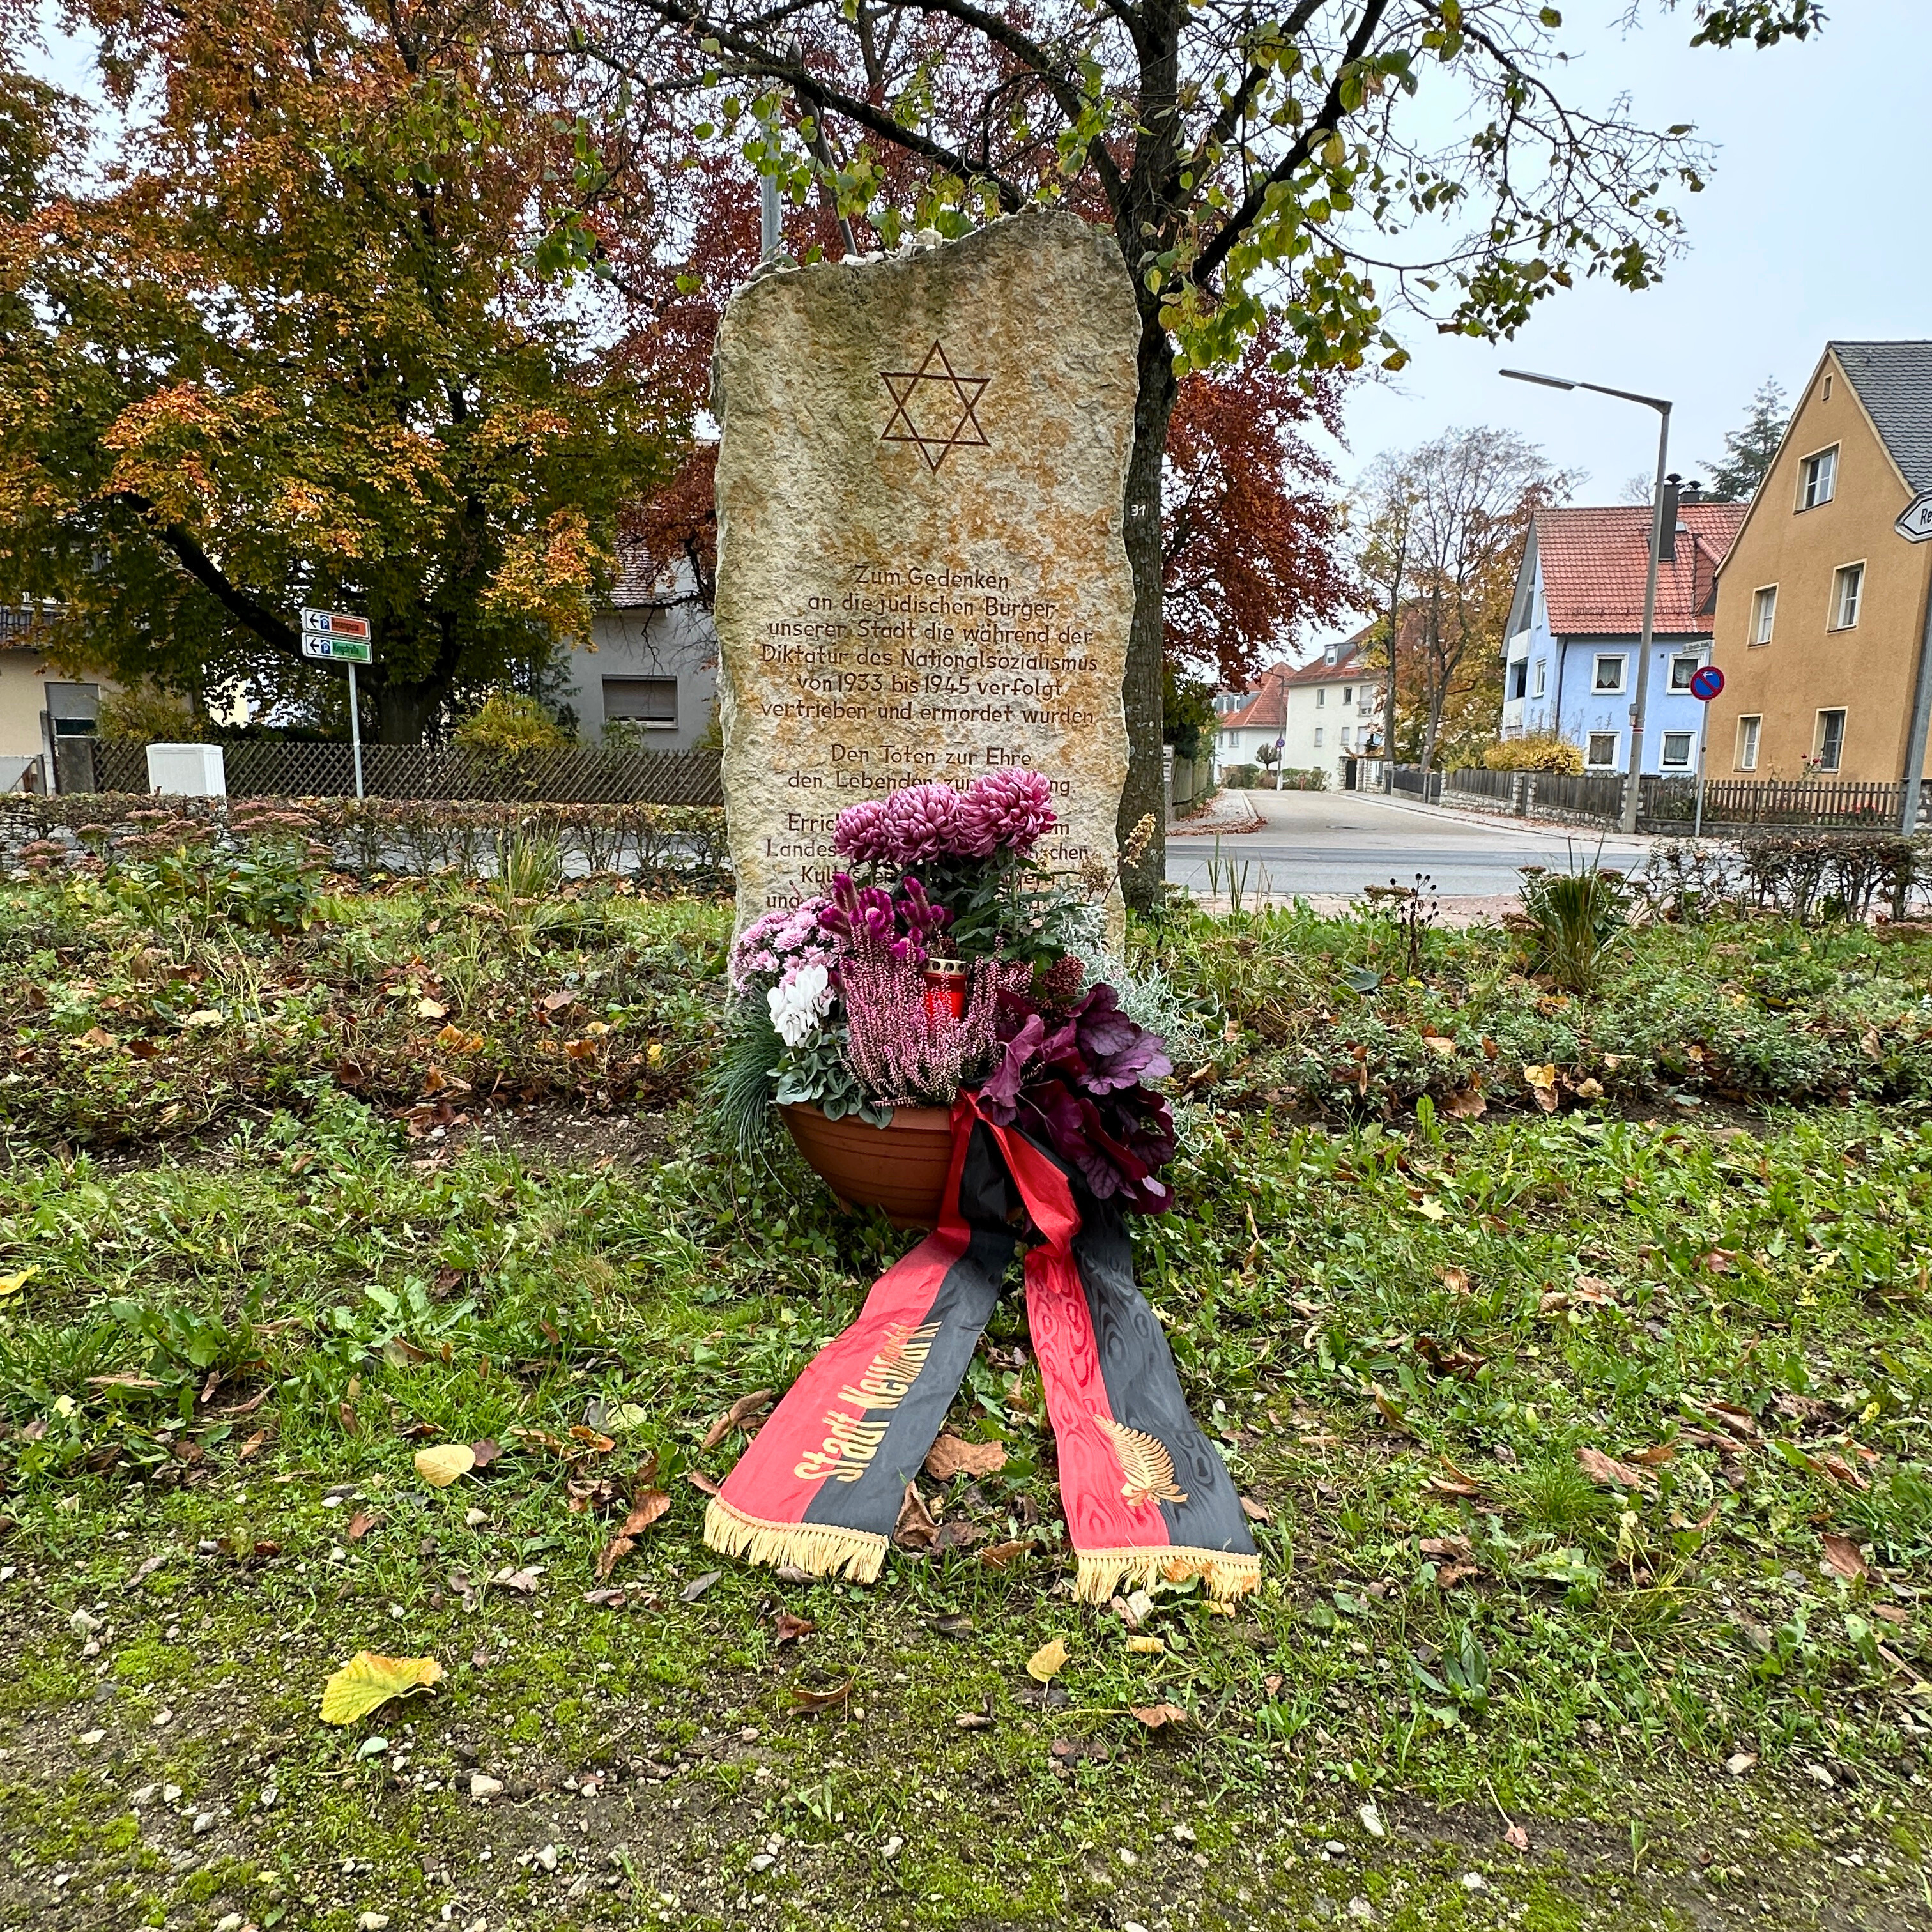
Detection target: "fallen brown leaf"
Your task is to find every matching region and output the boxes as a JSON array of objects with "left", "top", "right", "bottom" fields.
[
  {"left": 773, "top": 1612, "right": 815, "bottom": 1646},
  {"left": 1815, "top": 1452, "right": 1871, "bottom": 1492},
  {"left": 702, "top": 1390, "right": 774, "bottom": 1452},
  {"left": 1821, "top": 1533, "right": 1869, "bottom": 1583},
  {"left": 1238, "top": 1496, "right": 1273, "bottom": 1524},
  {"left": 1418, "top": 1535, "right": 1473, "bottom": 1559},
  {"left": 924, "top": 1433, "right": 1008, "bottom": 1481},
  {"left": 594, "top": 1489, "right": 671, "bottom": 1579},
  {"left": 1627, "top": 1443, "right": 1677, "bottom": 1468},
  {"left": 685, "top": 1469, "right": 721, "bottom": 1497},
  {"left": 1427, "top": 1458, "right": 1485, "bottom": 1498},
  {"left": 1505, "top": 1823, "right": 1530, "bottom": 1853},
  {"left": 1576, "top": 1445, "right": 1656, "bottom": 1493},
  {"left": 1442, "top": 1086, "right": 1487, "bottom": 1120},
  {"left": 469, "top": 1438, "right": 501, "bottom": 1469},
  {"left": 956, "top": 1709, "right": 995, "bottom": 1731},
  {"left": 786, "top": 1676, "right": 854, "bottom": 1715},
  {"left": 977, "top": 1540, "right": 1033, "bottom": 1569},
  {"left": 1370, "top": 1384, "right": 1413, "bottom": 1436},
  {"left": 1436, "top": 1266, "right": 1472, "bottom": 1294},
  {"left": 679, "top": 1570, "right": 720, "bottom": 1602},
  {"left": 893, "top": 1483, "right": 939, "bottom": 1552},
  {"left": 345, "top": 1510, "right": 379, "bottom": 1542},
  {"left": 1130, "top": 1702, "right": 1191, "bottom": 1732}
]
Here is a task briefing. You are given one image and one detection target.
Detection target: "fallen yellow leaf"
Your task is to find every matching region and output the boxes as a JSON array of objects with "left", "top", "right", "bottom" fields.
[
  {"left": 1126, "top": 1634, "right": 1167, "bottom": 1654},
  {"left": 0, "top": 1267, "right": 33, "bottom": 1298},
  {"left": 413, "top": 1443, "right": 477, "bottom": 1488},
  {"left": 1026, "top": 1637, "right": 1070, "bottom": 1683},
  {"left": 417, "top": 997, "right": 448, "bottom": 1020},
  {"left": 319, "top": 1652, "right": 443, "bottom": 1726}
]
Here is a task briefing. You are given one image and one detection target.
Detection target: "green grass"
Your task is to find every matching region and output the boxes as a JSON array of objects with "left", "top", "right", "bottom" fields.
[{"left": 0, "top": 876, "right": 1929, "bottom": 1928}]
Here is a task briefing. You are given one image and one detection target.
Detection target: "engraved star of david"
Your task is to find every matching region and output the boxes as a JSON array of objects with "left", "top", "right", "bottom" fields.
[{"left": 878, "top": 341, "right": 992, "bottom": 473}]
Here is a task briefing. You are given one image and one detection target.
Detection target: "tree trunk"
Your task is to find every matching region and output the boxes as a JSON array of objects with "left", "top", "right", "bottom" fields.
[
  {"left": 1118, "top": 317, "right": 1177, "bottom": 912},
  {"left": 373, "top": 677, "right": 443, "bottom": 745}
]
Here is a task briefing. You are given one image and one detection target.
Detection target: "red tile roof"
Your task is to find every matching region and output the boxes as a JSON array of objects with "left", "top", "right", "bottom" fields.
[
  {"left": 1533, "top": 502, "right": 1747, "bottom": 638},
  {"left": 1220, "top": 632, "right": 1373, "bottom": 733}
]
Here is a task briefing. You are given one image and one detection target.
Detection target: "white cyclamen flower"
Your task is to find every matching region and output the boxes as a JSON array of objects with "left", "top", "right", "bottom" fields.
[{"left": 767, "top": 962, "right": 834, "bottom": 1048}]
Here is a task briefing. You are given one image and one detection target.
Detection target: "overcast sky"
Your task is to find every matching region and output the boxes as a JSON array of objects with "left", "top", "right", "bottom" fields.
[{"left": 1306, "top": 0, "right": 1932, "bottom": 649}]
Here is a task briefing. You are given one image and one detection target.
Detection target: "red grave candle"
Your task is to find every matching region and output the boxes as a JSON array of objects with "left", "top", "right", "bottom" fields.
[{"left": 922, "top": 958, "right": 969, "bottom": 1022}]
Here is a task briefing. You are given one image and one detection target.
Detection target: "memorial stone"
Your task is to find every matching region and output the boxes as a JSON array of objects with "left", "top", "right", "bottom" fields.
[{"left": 711, "top": 208, "right": 1139, "bottom": 928}]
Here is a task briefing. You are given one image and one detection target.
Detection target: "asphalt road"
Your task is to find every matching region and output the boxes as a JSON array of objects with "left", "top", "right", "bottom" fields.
[{"left": 1164, "top": 786, "right": 1655, "bottom": 900}]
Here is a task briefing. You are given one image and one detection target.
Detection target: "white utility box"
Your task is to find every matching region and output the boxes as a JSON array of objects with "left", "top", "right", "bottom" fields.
[{"left": 146, "top": 742, "right": 227, "bottom": 797}]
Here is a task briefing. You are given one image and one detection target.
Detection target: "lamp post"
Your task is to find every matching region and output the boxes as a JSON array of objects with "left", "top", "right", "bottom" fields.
[{"left": 1502, "top": 369, "right": 1671, "bottom": 836}]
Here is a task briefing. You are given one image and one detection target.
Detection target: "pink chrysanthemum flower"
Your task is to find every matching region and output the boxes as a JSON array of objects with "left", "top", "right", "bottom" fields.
[
  {"left": 957, "top": 769, "right": 1057, "bottom": 856},
  {"left": 832, "top": 799, "right": 894, "bottom": 865},
  {"left": 879, "top": 783, "right": 963, "bottom": 866}
]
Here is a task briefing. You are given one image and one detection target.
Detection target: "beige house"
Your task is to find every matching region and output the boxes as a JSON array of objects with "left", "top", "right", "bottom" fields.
[
  {"left": 1214, "top": 632, "right": 1384, "bottom": 782},
  {"left": 1706, "top": 341, "right": 1932, "bottom": 786},
  {"left": 1, "top": 611, "right": 105, "bottom": 790}
]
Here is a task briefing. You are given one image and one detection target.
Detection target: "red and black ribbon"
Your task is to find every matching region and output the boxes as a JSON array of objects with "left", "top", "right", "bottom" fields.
[{"left": 704, "top": 1095, "right": 1260, "bottom": 1601}]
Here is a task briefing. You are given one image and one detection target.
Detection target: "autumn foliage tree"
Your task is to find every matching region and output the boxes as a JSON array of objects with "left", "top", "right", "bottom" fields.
[
  {"left": 1360, "top": 429, "right": 1573, "bottom": 770},
  {"left": 1162, "top": 343, "right": 1357, "bottom": 693},
  {"left": 0, "top": 0, "right": 675, "bottom": 741}
]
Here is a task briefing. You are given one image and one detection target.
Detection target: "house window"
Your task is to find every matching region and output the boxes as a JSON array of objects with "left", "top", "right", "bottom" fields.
[
  {"left": 602, "top": 677, "right": 678, "bottom": 726},
  {"left": 1586, "top": 732, "right": 1618, "bottom": 769},
  {"left": 1735, "top": 715, "right": 1761, "bottom": 772},
  {"left": 1669, "top": 656, "right": 1701, "bottom": 691},
  {"left": 1340, "top": 726, "right": 1352, "bottom": 749},
  {"left": 1593, "top": 655, "right": 1626, "bottom": 694},
  {"left": 1509, "top": 662, "right": 1528, "bottom": 700},
  {"left": 1316, "top": 687, "right": 1327, "bottom": 707},
  {"left": 1313, "top": 726, "right": 1324, "bottom": 749},
  {"left": 1830, "top": 562, "right": 1864, "bottom": 630},
  {"left": 1815, "top": 709, "right": 1846, "bottom": 773},
  {"left": 1661, "top": 732, "right": 1693, "bottom": 769},
  {"left": 1750, "top": 585, "right": 1777, "bottom": 646},
  {"left": 1798, "top": 445, "right": 1837, "bottom": 510},
  {"left": 1343, "top": 687, "right": 1353, "bottom": 705},
  {"left": 1532, "top": 660, "right": 1547, "bottom": 699}
]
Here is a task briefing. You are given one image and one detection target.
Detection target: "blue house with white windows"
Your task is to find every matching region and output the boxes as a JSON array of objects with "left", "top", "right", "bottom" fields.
[{"left": 1499, "top": 500, "right": 1748, "bottom": 774}]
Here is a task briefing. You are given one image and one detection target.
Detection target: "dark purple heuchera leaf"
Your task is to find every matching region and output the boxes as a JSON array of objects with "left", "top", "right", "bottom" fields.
[
  {"left": 981, "top": 1013, "right": 1045, "bottom": 1112},
  {"left": 975, "top": 977, "right": 1175, "bottom": 1213}
]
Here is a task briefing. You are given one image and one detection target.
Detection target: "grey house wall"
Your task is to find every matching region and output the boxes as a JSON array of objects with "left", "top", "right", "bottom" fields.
[{"left": 560, "top": 565, "right": 719, "bottom": 751}]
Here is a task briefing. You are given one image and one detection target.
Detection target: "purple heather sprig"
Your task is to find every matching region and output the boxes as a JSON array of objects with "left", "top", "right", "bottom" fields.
[{"left": 839, "top": 944, "right": 1030, "bottom": 1108}]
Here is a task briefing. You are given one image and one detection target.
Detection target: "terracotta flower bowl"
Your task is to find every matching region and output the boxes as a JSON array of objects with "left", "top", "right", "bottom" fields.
[{"left": 778, "top": 1102, "right": 956, "bottom": 1230}]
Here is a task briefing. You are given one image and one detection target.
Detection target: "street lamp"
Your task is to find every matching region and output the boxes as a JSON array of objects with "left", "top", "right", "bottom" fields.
[{"left": 1501, "top": 368, "right": 1672, "bottom": 836}]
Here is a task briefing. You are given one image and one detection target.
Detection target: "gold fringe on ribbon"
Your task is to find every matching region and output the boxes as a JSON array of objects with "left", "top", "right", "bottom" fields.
[
  {"left": 703, "top": 1496, "right": 887, "bottom": 1585},
  {"left": 1073, "top": 1544, "right": 1263, "bottom": 1605}
]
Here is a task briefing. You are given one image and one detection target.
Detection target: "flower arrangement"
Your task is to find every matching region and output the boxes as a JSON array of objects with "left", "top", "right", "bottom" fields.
[{"left": 716, "top": 770, "right": 1174, "bottom": 1213}]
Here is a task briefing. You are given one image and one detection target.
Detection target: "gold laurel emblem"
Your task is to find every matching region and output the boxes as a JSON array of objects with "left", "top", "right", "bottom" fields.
[{"left": 1094, "top": 1414, "right": 1188, "bottom": 1509}]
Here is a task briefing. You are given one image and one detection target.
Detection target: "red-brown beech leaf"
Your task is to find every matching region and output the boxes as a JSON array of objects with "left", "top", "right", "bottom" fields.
[{"left": 923, "top": 1433, "right": 1008, "bottom": 1481}]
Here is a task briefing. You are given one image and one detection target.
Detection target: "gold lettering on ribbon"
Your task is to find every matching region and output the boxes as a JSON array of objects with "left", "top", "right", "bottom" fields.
[{"left": 793, "top": 1319, "right": 942, "bottom": 1482}]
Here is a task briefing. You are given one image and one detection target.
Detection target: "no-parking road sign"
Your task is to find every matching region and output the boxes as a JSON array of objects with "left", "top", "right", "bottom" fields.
[{"left": 1689, "top": 665, "right": 1725, "bottom": 703}]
